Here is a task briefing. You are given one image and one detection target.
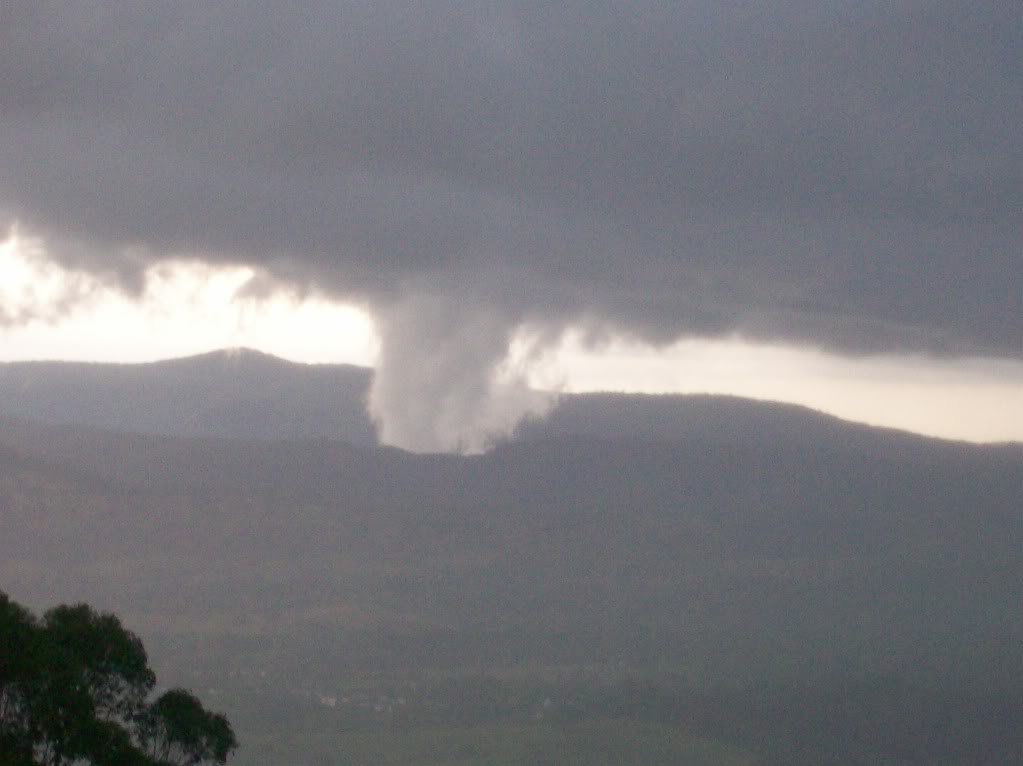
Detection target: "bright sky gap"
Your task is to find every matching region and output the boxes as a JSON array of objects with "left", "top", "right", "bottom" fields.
[{"left": 2, "top": 230, "right": 1020, "bottom": 445}]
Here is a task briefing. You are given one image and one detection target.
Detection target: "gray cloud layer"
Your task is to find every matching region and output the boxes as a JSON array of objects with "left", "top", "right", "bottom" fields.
[{"left": 2, "top": 2, "right": 1021, "bottom": 448}]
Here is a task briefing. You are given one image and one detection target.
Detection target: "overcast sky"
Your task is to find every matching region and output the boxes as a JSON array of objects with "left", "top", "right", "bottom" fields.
[{"left": 2, "top": 2, "right": 1020, "bottom": 450}]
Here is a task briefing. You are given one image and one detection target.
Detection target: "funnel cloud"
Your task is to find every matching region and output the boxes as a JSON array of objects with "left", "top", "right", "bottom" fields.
[
  {"left": 2, "top": 2, "right": 1021, "bottom": 449},
  {"left": 368, "top": 295, "right": 554, "bottom": 452}
]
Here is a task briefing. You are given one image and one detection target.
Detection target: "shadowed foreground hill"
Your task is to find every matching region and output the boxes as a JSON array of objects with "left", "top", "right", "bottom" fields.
[
  {"left": 2, "top": 405, "right": 1022, "bottom": 763},
  {"left": 1, "top": 418, "right": 1020, "bottom": 684}
]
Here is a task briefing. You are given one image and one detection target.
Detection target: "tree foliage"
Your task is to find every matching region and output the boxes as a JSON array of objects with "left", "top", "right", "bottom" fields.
[{"left": 0, "top": 592, "right": 236, "bottom": 766}]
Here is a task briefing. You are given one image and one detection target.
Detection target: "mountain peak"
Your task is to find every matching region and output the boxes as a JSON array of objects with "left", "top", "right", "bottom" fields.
[{"left": 159, "top": 347, "right": 291, "bottom": 367}]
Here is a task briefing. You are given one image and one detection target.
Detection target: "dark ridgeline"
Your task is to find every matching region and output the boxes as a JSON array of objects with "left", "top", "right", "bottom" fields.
[{"left": 1, "top": 351, "right": 1021, "bottom": 764}]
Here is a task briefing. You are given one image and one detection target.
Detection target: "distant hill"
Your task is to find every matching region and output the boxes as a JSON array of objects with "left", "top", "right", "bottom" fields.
[
  {"left": 3, "top": 349, "right": 1013, "bottom": 455},
  {"left": 0, "top": 349, "right": 377, "bottom": 446},
  {"left": 514, "top": 390, "right": 985, "bottom": 458}
]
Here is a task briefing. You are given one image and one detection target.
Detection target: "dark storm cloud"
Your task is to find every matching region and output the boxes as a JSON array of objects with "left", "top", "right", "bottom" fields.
[{"left": 2, "top": 1, "right": 1021, "bottom": 448}]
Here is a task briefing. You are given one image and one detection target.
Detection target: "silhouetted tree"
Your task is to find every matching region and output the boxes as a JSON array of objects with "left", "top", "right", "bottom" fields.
[
  {"left": 139, "top": 689, "right": 235, "bottom": 766},
  {"left": 0, "top": 592, "right": 236, "bottom": 766}
]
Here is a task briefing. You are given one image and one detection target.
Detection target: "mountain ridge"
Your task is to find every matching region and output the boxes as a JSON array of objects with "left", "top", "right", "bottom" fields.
[{"left": 3, "top": 349, "right": 1016, "bottom": 452}]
